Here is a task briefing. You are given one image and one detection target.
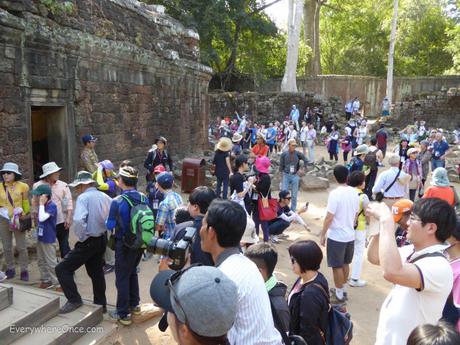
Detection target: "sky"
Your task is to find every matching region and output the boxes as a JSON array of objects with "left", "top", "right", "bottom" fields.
[{"left": 263, "top": 0, "right": 289, "bottom": 30}]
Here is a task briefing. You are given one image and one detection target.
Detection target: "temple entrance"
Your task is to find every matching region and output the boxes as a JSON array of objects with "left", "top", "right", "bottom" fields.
[{"left": 31, "top": 106, "right": 70, "bottom": 182}]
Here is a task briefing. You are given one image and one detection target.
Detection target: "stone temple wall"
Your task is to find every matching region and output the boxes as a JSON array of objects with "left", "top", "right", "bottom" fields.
[
  {"left": 0, "top": 0, "right": 212, "bottom": 182},
  {"left": 209, "top": 91, "right": 344, "bottom": 126}
]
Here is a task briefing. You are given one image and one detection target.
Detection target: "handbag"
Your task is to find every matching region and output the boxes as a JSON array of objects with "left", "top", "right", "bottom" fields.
[
  {"left": 2, "top": 182, "right": 32, "bottom": 232},
  {"left": 258, "top": 189, "right": 277, "bottom": 221},
  {"left": 375, "top": 169, "right": 401, "bottom": 202}
]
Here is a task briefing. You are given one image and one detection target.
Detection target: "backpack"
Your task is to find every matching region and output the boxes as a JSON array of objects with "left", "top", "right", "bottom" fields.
[
  {"left": 314, "top": 284, "right": 354, "bottom": 345},
  {"left": 121, "top": 194, "right": 155, "bottom": 249},
  {"left": 364, "top": 150, "right": 377, "bottom": 171}
]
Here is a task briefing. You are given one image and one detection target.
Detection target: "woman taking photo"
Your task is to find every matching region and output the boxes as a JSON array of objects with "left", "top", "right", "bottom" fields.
[
  {"left": 0, "top": 162, "right": 30, "bottom": 281},
  {"left": 288, "top": 240, "right": 329, "bottom": 345}
]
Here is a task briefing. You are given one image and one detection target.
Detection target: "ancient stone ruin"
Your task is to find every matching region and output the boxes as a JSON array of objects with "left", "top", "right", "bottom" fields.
[{"left": 0, "top": 0, "right": 212, "bottom": 182}]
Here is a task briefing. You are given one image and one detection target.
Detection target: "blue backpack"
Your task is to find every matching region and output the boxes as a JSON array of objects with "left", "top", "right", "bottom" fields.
[{"left": 314, "top": 283, "right": 353, "bottom": 345}]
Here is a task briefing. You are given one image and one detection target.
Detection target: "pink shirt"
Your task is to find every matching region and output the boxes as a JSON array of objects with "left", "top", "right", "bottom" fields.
[
  {"left": 451, "top": 258, "right": 460, "bottom": 331},
  {"left": 32, "top": 180, "right": 73, "bottom": 224}
]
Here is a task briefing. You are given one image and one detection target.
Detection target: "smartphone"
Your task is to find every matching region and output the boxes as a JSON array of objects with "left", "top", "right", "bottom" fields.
[{"left": 305, "top": 202, "right": 309, "bottom": 208}]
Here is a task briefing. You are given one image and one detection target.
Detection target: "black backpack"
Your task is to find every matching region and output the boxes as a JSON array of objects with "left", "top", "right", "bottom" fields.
[{"left": 364, "top": 150, "right": 377, "bottom": 171}]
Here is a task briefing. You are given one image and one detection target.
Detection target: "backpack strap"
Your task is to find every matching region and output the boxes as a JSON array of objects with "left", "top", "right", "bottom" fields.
[{"left": 407, "top": 251, "right": 446, "bottom": 264}]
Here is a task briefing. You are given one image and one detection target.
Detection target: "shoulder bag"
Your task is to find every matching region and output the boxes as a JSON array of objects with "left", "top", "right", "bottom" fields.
[
  {"left": 375, "top": 169, "right": 401, "bottom": 202},
  {"left": 2, "top": 182, "right": 32, "bottom": 232},
  {"left": 257, "top": 188, "right": 277, "bottom": 221}
]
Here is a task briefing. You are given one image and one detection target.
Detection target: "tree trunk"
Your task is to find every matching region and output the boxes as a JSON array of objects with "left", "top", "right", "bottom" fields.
[
  {"left": 281, "top": 0, "right": 304, "bottom": 92},
  {"left": 312, "top": 0, "right": 322, "bottom": 75},
  {"left": 386, "top": 0, "right": 399, "bottom": 108},
  {"left": 304, "top": 0, "right": 315, "bottom": 75}
]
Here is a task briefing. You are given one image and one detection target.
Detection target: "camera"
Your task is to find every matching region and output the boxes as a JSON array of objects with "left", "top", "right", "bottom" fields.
[{"left": 146, "top": 227, "right": 197, "bottom": 270}]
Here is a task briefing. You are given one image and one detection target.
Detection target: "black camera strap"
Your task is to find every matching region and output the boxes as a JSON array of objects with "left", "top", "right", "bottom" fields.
[{"left": 384, "top": 169, "right": 402, "bottom": 194}]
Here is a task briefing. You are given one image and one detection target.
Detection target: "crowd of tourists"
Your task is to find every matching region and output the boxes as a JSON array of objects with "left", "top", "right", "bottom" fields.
[{"left": 0, "top": 101, "right": 459, "bottom": 345}]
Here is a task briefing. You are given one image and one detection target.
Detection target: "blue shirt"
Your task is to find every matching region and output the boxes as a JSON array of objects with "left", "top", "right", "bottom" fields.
[
  {"left": 156, "top": 190, "right": 183, "bottom": 239},
  {"left": 432, "top": 140, "right": 449, "bottom": 159},
  {"left": 73, "top": 187, "right": 112, "bottom": 242},
  {"left": 38, "top": 201, "right": 57, "bottom": 244},
  {"left": 190, "top": 216, "right": 214, "bottom": 266},
  {"left": 266, "top": 127, "right": 277, "bottom": 145},
  {"left": 106, "top": 189, "right": 148, "bottom": 239},
  {"left": 350, "top": 157, "right": 364, "bottom": 172}
]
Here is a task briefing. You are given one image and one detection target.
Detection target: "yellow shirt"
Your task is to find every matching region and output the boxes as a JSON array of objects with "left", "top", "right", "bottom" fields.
[{"left": 0, "top": 181, "right": 30, "bottom": 217}]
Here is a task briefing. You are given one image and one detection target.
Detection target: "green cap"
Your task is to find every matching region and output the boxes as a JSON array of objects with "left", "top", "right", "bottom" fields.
[
  {"left": 32, "top": 184, "right": 52, "bottom": 196},
  {"left": 68, "top": 171, "right": 97, "bottom": 188}
]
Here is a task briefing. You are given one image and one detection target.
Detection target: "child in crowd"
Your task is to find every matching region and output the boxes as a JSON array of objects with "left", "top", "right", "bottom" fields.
[
  {"left": 32, "top": 184, "right": 60, "bottom": 290},
  {"left": 245, "top": 243, "right": 290, "bottom": 337},
  {"left": 146, "top": 165, "right": 166, "bottom": 219}
]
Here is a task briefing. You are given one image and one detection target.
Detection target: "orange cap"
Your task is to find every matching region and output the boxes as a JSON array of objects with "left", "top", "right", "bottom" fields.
[{"left": 391, "top": 199, "right": 413, "bottom": 223}]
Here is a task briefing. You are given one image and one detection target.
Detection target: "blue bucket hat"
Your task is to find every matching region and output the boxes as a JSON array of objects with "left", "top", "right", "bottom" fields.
[{"left": 431, "top": 167, "right": 450, "bottom": 187}]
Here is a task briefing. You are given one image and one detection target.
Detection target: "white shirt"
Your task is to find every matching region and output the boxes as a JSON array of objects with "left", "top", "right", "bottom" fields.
[
  {"left": 372, "top": 167, "right": 408, "bottom": 198},
  {"left": 300, "top": 127, "right": 308, "bottom": 141},
  {"left": 306, "top": 128, "right": 317, "bottom": 141},
  {"left": 326, "top": 185, "right": 359, "bottom": 242},
  {"left": 289, "top": 129, "right": 298, "bottom": 140},
  {"left": 219, "top": 253, "right": 282, "bottom": 345},
  {"left": 375, "top": 244, "right": 453, "bottom": 345}
]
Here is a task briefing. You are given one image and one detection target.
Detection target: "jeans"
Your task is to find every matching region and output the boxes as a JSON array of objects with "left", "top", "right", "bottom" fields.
[
  {"left": 114, "top": 239, "right": 143, "bottom": 318},
  {"left": 56, "top": 222, "right": 70, "bottom": 258},
  {"left": 216, "top": 176, "right": 229, "bottom": 199},
  {"left": 282, "top": 173, "right": 300, "bottom": 212},
  {"left": 431, "top": 159, "right": 445, "bottom": 171},
  {"left": 268, "top": 219, "right": 290, "bottom": 236},
  {"left": 252, "top": 201, "right": 269, "bottom": 242},
  {"left": 56, "top": 235, "right": 107, "bottom": 306}
]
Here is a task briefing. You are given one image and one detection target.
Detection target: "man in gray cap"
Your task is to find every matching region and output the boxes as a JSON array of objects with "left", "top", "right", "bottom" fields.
[
  {"left": 150, "top": 265, "right": 238, "bottom": 344},
  {"left": 55, "top": 171, "right": 111, "bottom": 314}
]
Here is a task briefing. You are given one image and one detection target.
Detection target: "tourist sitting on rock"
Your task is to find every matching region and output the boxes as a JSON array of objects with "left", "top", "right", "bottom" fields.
[{"left": 268, "top": 190, "right": 309, "bottom": 244}]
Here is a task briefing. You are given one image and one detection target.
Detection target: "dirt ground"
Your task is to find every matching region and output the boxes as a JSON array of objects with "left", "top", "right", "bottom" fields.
[{"left": 18, "top": 143, "right": 442, "bottom": 345}]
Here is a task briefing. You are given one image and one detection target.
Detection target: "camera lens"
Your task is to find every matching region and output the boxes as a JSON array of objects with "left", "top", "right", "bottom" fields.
[{"left": 147, "top": 238, "right": 171, "bottom": 257}]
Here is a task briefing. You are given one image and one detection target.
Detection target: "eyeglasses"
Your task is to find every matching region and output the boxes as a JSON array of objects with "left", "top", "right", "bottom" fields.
[
  {"left": 167, "top": 264, "right": 202, "bottom": 324},
  {"left": 290, "top": 257, "right": 297, "bottom": 265},
  {"left": 285, "top": 197, "right": 292, "bottom": 200}
]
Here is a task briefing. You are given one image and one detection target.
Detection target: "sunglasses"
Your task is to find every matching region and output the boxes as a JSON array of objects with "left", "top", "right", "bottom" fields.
[
  {"left": 167, "top": 264, "right": 203, "bottom": 323},
  {"left": 1, "top": 171, "right": 13, "bottom": 175},
  {"left": 285, "top": 197, "right": 292, "bottom": 200}
]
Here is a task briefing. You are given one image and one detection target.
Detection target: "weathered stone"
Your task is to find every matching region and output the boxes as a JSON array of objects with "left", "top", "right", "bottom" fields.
[{"left": 300, "top": 175, "right": 330, "bottom": 191}]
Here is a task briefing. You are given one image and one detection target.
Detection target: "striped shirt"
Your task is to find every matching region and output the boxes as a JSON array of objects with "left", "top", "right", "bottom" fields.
[
  {"left": 156, "top": 190, "right": 183, "bottom": 239},
  {"left": 218, "top": 253, "right": 282, "bottom": 345}
]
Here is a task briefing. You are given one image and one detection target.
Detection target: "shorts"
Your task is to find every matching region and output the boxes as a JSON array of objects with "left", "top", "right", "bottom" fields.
[{"left": 327, "top": 238, "right": 354, "bottom": 268}]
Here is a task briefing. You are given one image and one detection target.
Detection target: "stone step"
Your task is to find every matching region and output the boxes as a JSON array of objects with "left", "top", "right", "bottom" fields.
[
  {"left": 0, "top": 284, "right": 60, "bottom": 345},
  {"left": 72, "top": 320, "right": 118, "bottom": 345},
  {"left": 11, "top": 304, "right": 104, "bottom": 345},
  {"left": 0, "top": 285, "right": 13, "bottom": 312}
]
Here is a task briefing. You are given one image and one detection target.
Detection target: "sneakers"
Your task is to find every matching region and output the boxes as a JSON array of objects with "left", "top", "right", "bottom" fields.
[
  {"left": 329, "top": 288, "right": 348, "bottom": 301},
  {"left": 270, "top": 235, "right": 280, "bottom": 243},
  {"left": 330, "top": 293, "right": 347, "bottom": 305},
  {"left": 59, "top": 301, "right": 83, "bottom": 314},
  {"left": 5, "top": 269, "right": 15, "bottom": 279},
  {"left": 348, "top": 279, "right": 366, "bottom": 287},
  {"left": 278, "top": 233, "right": 289, "bottom": 239},
  {"left": 142, "top": 252, "right": 153, "bottom": 261},
  {"left": 103, "top": 264, "right": 115, "bottom": 274},
  {"left": 130, "top": 305, "right": 142, "bottom": 315},
  {"left": 109, "top": 310, "right": 132, "bottom": 326},
  {"left": 39, "top": 281, "right": 53, "bottom": 289},
  {"left": 20, "top": 270, "right": 29, "bottom": 281}
]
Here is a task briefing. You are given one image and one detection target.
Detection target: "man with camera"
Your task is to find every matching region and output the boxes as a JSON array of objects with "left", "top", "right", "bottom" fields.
[
  {"left": 187, "top": 186, "right": 216, "bottom": 266},
  {"left": 200, "top": 199, "right": 282, "bottom": 345},
  {"left": 367, "top": 198, "right": 455, "bottom": 345},
  {"left": 106, "top": 166, "right": 146, "bottom": 326}
]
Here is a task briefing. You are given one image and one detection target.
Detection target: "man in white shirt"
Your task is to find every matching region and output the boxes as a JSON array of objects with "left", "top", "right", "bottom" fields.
[
  {"left": 320, "top": 165, "right": 359, "bottom": 304},
  {"left": 372, "top": 154, "right": 410, "bottom": 208},
  {"left": 367, "top": 198, "right": 455, "bottom": 345},
  {"left": 200, "top": 200, "right": 282, "bottom": 345}
]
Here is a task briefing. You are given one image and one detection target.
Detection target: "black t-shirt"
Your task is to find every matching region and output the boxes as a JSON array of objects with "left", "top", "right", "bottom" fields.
[
  {"left": 213, "top": 150, "right": 230, "bottom": 178},
  {"left": 230, "top": 172, "right": 245, "bottom": 194},
  {"left": 277, "top": 204, "right": 291, "bottom": 217}
]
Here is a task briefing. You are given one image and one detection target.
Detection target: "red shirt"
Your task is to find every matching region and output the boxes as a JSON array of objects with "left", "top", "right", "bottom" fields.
[
  {"left": 252, "top": 144, "right": 269, "bottom": 157},
  {"left": 423, "top": 186, "right": 455, "bottom": 206}
]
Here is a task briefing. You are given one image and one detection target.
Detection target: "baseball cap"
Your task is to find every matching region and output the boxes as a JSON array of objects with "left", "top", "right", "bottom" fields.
[
  {"left": 153, "top": 165, "right": 166, "bottom": 174},
  {"left": 99, "top": 160, "right": 114, "bottom": 171},
  {"left": 31, "top": 184, "right": 52, "bottom": 196},
  {"left": 156, "top": 172, "right": 173, "bottom": 189},
  {"left": 150, "top": 266, "right": 238, "bottom": 337},
  {"left": 391, "top": 199, "right": 413, "bottom": 223},
  {"left": 81, "top": 134, "right": 97, "bottom": 144}
]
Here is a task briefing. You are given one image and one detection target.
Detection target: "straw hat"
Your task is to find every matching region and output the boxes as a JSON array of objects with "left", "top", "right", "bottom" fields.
[
  {"left": 39, "top": 162, "right": 63, "bottom": 179},
  {"left": 215, "top": 137, "right": 232, "bottom": 152},
  {"left": 232, "top": 133, "right": 243, "bottom": 143}
]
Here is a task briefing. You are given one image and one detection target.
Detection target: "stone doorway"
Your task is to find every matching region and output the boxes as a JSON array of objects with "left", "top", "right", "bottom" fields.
[{"left": 31, "top": 106, "right": 71, "bottom": 182}]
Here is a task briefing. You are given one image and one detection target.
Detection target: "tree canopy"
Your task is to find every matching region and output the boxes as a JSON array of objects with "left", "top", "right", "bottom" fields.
[{"left": 146, "top": 0, "right": 460, "bottom": 88}]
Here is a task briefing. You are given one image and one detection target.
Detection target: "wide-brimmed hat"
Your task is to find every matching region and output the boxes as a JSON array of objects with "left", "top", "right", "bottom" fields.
[
  {"left": 150, "top": 266, "right": 238, "bottom": 338},
  {"left": 0, "top": 162, "right": 22, "bottom": 176},
  {"left": 354, "top": 144, "right": 369, "bottom": 156},
  {"left": 31, "top": 184, "right": 52, "bottom": 196},
  {"left": 255, "top": 156, "right": 271, "bottom": 174},
  {"left": 431, "top": 167, "right": 450, "bottom": 187},
  {"left": 68, "top": 171, "right": 97, "bottom": 187},
  {"left": 232, "top": 133, "right": 243, "bottom": 143},
  {"left": 215, "top": 137, "right": 232, "bottom": 152},
  {"left": 407, "top": 148, "right": 419, "bottom": 156},
  {"left": 39, "top": 162, "right": 62, "bottom": 179}
]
